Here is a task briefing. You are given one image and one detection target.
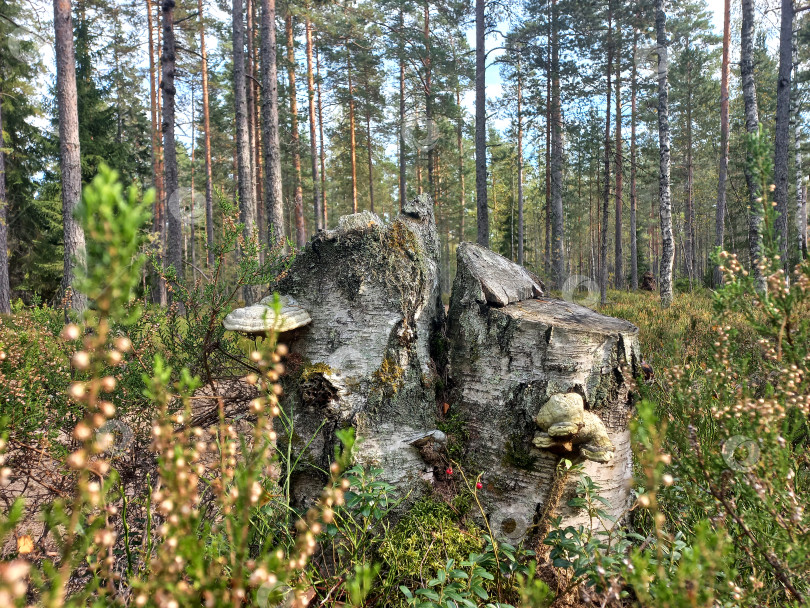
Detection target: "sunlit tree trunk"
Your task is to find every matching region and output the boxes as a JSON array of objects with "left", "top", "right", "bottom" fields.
[
  {"left": 305, "top": 16, "right": 322, "bottom": 230},
  {"left": 714, "top": 0, "right": 730, "bottom": 287},
  {"left": 774, "top": 0, "right": 793, "bottom": 265},
  {"left": 54, "top": 0, "right": 87, "bottom": 313},
  {"left": 197, "top": 0, "right": 216, "bottom": 268},
  {"left": 347, "top": 47, "right": 358, "bottom": 214},
  {"left": 261, "top": 0, "right": 285, "bottom": 245},
  {"left": 793, "top": 23, "right": 807, "bottom": 260},
  {"left": 235, "top": 0, "right": 260, "bottom": 302},
  {"left": 630, "top": 22, "right": 639, "bottom": 290},
  {"left": 399, "top": 7, "right": 407, "bottom": 213},
  {"left": 741, "top": 0, "right": 764, "bottom": 292},
  {"left": 316, "top": 45, "right": 327, "bottom": 228},
  {"left": 285, "top": 13, "right": 306, "bottom": 246},
  {"left": 161, "top": 0, "right": 182, "bottom": 286},
  {"left": 551, "top": 0, "right": 564, "bottom": 288},
  {"left": 614, "top": 26, "right": 623, "bottom": 290},
  {"left": 365, "top": 101, "right": 375, "bottom": 213},
  {"left": 656, "top": 0, "right": 674, "bottom": 307},
  {"left": 475, "top": 0, "right": 488, "bottom": 247},
  {"left": 600, "top": 2, "right": 613, "bottom": 305},
  {"left": 517, "top": 59, "right": 525, "bottom": 266},
  {"left": 0, "top": 92, "right": 9, "bottom": 314}
]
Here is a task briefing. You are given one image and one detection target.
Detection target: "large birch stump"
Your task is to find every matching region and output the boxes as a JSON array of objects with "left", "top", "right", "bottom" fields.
[
  {"left": 446, "top": 243, "right": 640, "bottom": 539},
  {"left": 270, "top": 195, "right": 444, "bottom": 506}
]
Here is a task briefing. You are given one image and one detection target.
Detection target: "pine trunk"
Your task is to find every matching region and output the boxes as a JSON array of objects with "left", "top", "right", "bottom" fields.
[
  {"left": 741, "top": 0, "right": 764, "bottom": 291},
  {"left": 793, "top": 24, "right": 807, "bottom": 260},
  {"left": 399, "top": 8, "right": 407, "bottom": 213},
  {"left": 261, "top": 0, "right": 285, "bottom": 245},
  {"left": 316, "top": 45, "right": 328, "bottom": 228},
  {"left": 614, "top": 28, "right": 623, "bottom": 290},
  {"left": 630, "top": 24, "right": 638, "bottom": 290},
  {"left": 475, "top": 0, "right": 488, "bottom": 247},
  {"left": 234, "top": 0, "right": 260, "bottom": 303},
  {"left": 305, "top": 16, "right": 322, "bottom": 231},
  {"left": 161, "top": 0, "right": 182, "bottom": 284},
  {"left": 0, "top": 91, "right": 9, "bottom": 314},
  {"left": 286, "top": 14, "right": 306, "bottom": 247},
  {"left": 457, "top": 88, "right": 466, "bottom": 245},
  {"left": 714, "top": 0, "right": 730, "bottom": 286},
  {"left": 551, "top": 0, "right": 564, "bottom": 289},
  {"left": 197, "top": 0, "right": 216, "bottom": 268},
  {"left": 656, "top": 0, "right": 674, "bottom": 307},
  {"left": 366, "top": 103, "right": 375, "bottom": 213},
  {"left": 685, "top": 46, "right": 694, "bottom": 287},
  {"left": 774, "top": 0, "right": 793, "bottom": 264},
  {"left": 517, "top": 62, "right": 524, "bottom": 267},
  {"left": 600, "top": 3, "right": 612, "bottom": 306},
  {"left": 54, "top": 0, "right": 87, "bottom": 313},
  {"left": 545, "top": 68, "right": 551, "bottom": 276},
  {"left": 347, "top": 48, "right": 358, "bottom": 214}
]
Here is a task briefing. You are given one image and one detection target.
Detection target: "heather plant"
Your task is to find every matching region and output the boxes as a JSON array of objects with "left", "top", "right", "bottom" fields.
[{"left": 0, "top": 166, "right": 348, "bottom": 607}]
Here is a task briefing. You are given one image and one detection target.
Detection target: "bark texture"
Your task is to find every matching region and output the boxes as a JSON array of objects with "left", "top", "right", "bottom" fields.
[
  {"left": 475, "top": 0, "right": 488, "bottom": 247},
  {"left": 261, "top": 0, "right": 285, "bottom": 245},
  {"left": 273, "top": 195, "right": 443, "bottom": 506},
  {"left": 198, "top": 0, "right": 216, "bottom": 268},
  {"left": 714, "top": 0, "right": 730, "bottom": 287},
  {"left": 305, "top": 17, "right": 322, "bottom": 231},
  {"left": 161, "top": 0, "right": 182, "bottom": 281},
  {"left": 656, "top": 0, "right": 674, "bottom": 308},
  {"left": 286, "top": 13, "right": 306, "bottom": 246},
  {"left": 774, "top": 0, "right": 793, "bottom": 263},
  {"left": 550, "top": 0, "right": 564, "bottom": 289},
  {"left": 54, "top": 0, "right": 87, "bottom": 313},
  {"left": 741, "top": 0, "right": 764, "bottom": 292},
  {"left": 0, "top": 93, "right": 9, "bottom": 314},
  {"left": 234, "top": 0, "right": 260, "bottom": 303},
  {"left": 446, "top": 243, "right": 639, "bottom": 537}
]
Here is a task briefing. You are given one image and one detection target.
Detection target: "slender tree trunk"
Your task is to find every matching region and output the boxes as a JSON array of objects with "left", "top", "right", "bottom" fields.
[
  {"left": 365, "top": 102, "right": 375, "bottom": 213},
  {"left": 714, "top": 0, "right": 730, "bottom": 286},
  {"left": 234, "top": 0, "right": 260, "bottom": 302},
  {"left": 545, "top": 68, "right": 551, "bottom": 275},
  {"left": 316, "top": 44, "right": 327, "bottom": 228},
  {"left": 197, "top": 0, "right": 216, "bottom": 268},
  {"left": 261, "top": 0, "right": 285, "bottom": 245},
  {"left": 285, "top": 14, "right": 306, "bottom": 246},
  {"left": 424, "top": 2, "right": 435, "bottom": 199},
  {"left": 656, "top": 0, "right": 674, "bottom": 307},
  {"left": 399, "top": 7, "right": 407, "bottom": 212},
  {"left": 614, "top": 25, "right": 623, "bottom": 290},
  {"left": 246, "top": 0, "right": 257, "bottom": 203},
  {"left": 347, "top": 47, "right": 358, "bottom": 214},
  {"left": 54, "top": 0, "right": 87, "bottom": 313},
  {"left": 793, "top": 23, "right": 807, "bottom": 260},
  {"left": 457, "top": 88, "right": 466, "bottom": 244},
  {"left": 475, "top": 0, "right": 488, "bottom": 247},
  {"left": 0, "top": 91, "right": 9, "bottom": 314},
  {"left": 774, "top": 0, "right": 793, "bottom": 264},
  {"left": 146, "top": 0, "right": 166, "bottom": 304},
  {"left": 685, "top": 44, "right": 694, "bottom": 287},
  {"left": 600, "top": 2, "right": 613, "bottom": 305},
  {"left": 190, "top": 88, "right": 197, "bottom": 280},
  {"left": 741, "top": 0, "right": 764, "bottom": 291},
  {"left": 551, "top": 0, "right": 564, "bottom": 288},
  {"left": 630, "top": 23, "right": 639, "bottom": 290},
  {"left": 305, "top": 16, "right": 322, "bottom": 231},
  {"left": 517, "top": 60, "right": 525, "bottom": 266},
  {"left": 161, "top": 0, "right": 182, "bottom": 285},
  {"left": 252, "top": 0, "right": 264, "bottom": 245}
]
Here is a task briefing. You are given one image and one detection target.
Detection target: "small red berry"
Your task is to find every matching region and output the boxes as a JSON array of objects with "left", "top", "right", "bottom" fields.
[
  {"left": 446, "top": 467, "right": 453, "bottom": 475},
  {"left": 476, "top": 481, "right": 483, "bottom": 489}
]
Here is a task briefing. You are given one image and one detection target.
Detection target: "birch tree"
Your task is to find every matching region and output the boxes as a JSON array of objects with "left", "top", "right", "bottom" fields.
[{"left": 656, "top": 0, "right": 674, "bottom": 307}]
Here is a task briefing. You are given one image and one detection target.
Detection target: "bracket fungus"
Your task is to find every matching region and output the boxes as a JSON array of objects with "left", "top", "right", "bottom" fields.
[
  {"left": 222, "top": 295, "right": 312, "bottom": 337},
  {"left": 533, "top": 393, "right": 615, "bottom": 463}
]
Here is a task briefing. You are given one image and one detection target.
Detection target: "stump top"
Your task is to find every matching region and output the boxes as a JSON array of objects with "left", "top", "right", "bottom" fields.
[
  {"left": 458, "top": 242, "right": 544, "bottom": 306},
  {"left": 504, "top": 297, "right": 639, "bottom": 336}
]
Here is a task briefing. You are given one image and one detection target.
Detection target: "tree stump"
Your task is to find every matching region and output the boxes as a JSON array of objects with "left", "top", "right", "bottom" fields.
[{"left": 446, "top": 243, "right": 640, "bottom": 539}]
